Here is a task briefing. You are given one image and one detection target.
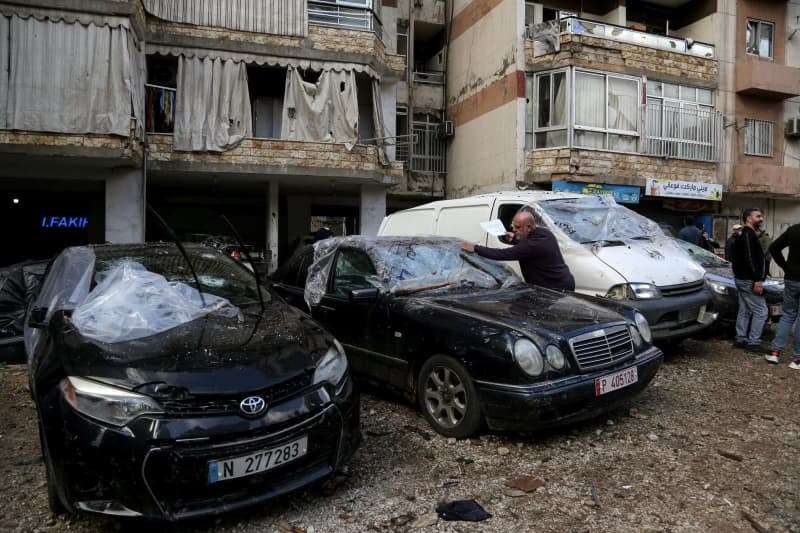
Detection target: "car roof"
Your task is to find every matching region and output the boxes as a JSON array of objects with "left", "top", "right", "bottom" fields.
[{"left": 402, "top": 190, "right": 583, "bottom": 211}]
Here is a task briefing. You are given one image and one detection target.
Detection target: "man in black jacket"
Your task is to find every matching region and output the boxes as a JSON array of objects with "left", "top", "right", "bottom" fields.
[
  {"left": 765, "top": 223, "right": 800, "bottom": 369},
  {"left": 728, "top": 208, "right": 768, "bottom": 351}
]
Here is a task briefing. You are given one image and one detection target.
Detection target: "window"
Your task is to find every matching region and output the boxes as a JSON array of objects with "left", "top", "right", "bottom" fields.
[
  {"left": 646, "top": 81, "right": 719, "bottom": 161},
  {"left": 574, "top": 71, "right": 639, "bottom": 152},
  {"left": 527, "top": 70, "right": 568, "bottom": 149},
  {"left": 746, "top": 19, "right": 773, "bottom": 58},
  {"left": 331, "top": 249, "right": 376, "bottom": 297},
  {"left": 744, "top": 119, "right": 773, "bottom": 157}
]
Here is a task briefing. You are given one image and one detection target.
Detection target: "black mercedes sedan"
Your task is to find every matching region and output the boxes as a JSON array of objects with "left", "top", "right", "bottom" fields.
[
  {"left": 272, "top": 236, "right": 663, "bottom": 438},
  {"left": 26, "top": 243, "right": 359, "bottom": 521}
]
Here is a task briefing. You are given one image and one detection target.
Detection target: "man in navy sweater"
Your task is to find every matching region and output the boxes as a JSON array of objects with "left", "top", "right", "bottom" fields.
[
  {"left": 460, "top": 210, "right": 575, "bottom": 291},
  {"left": 765, "top": 223, "right": 800, "bottom": 369}
]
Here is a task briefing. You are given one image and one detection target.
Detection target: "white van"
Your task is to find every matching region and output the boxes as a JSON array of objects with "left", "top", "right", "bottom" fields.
[{"left": 378, "top": 191, "right": 715, "bottom": 341}]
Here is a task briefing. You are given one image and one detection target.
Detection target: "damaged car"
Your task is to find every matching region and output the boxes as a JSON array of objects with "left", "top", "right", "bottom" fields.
[
  {"left": 272, "top": 236, "right": 663, "bottom": 438},
  {"left": 25, "top": 243, "right": 359, "bottom": 521}
]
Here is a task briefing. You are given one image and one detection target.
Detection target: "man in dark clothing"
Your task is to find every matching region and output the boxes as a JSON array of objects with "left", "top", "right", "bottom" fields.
[
  {"left": 725, "top": 223, "right": 742, "bottom": 261},
  {"left": 728, "top": 208, "right": 767, "bottom": 351},
  {"left": 460, "top": 211, "right": 575, "bottom": 291},
  {"left": 677, "top": 215, "right": 703, "bottom": 246},
  {"left": 765, "top": 223, "right": 800, "bottom": 369}
]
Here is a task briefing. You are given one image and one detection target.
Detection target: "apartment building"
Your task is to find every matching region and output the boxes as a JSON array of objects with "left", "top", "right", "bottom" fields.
[
  {"left": 0, "top": 0, "right": 407, "bottom": 269},
  {"left": 441, "top": 0, "right": 800, "bottom": 255}
]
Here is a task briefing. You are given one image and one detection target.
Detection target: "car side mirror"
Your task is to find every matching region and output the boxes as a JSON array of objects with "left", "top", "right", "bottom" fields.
[
  {"left": 27, "top": 307, "right": 49, "bottom": 329},
  {"left": 349, "top": 287, "right": 379, "bottom": 302}
]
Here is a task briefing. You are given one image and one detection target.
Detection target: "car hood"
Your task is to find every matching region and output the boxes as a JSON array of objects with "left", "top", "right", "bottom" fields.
[
  {"left": 59, "top": 303, "right": 330, "bottom": 395},
  {"left": 592, "top": 240, "right": 706, "bottom": 286},
  {"left": 704, "top": 266, "right": 734, "bottom": 281},
  {"left": 423, "top": 287, "right": 627, "bottom": 337}
]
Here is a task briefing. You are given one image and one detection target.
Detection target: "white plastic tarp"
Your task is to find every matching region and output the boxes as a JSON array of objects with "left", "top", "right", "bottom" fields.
[
  {"left": 281, "top": 67, "right": 359, "bottom": 150},
  {"left": 71, "top": 262, "right": 240, "bottom": 344},
  {"left": 174, "top": 56, "right": 253, "bottom": 152}
]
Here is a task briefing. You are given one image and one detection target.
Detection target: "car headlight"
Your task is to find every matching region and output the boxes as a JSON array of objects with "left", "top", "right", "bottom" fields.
[
  {"left": 605, "top": 283, "right": 662, "bottom": 300},
  {"left": 629, "top": 324, "right": 643, "bottom": 349},
  {"left": 545, "top": 344, "right": 566, "bottom": 370},
  {"left": 705, "top": 279, "right": 731, "bottom": 295},
  {"left": 514, "top": 338, "right": 544, "bottom": 377},
  {"left": 634, "top": 312, "right": 652, "bottom": 344},
  {"left": 313, "top": 339, "right": 348, "bottom": 386},
  {"left": 61, "top": 376, "right": 163, "bottom": 427}
]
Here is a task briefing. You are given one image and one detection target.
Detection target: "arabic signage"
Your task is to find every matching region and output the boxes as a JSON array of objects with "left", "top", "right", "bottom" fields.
[
  {"left": 551, "top": 181, "right": 640, "bottom": 204},
  {"left": 645, "top": 178, "right": 722, "bottom": 201}
]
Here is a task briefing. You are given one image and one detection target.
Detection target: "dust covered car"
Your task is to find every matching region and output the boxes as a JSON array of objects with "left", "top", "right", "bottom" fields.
[
  {"left": 25, "top": 243, "right": 359, "bottom": 521},
  {"left": 272, "top": 236, "right": 663, "bottom": 438}
]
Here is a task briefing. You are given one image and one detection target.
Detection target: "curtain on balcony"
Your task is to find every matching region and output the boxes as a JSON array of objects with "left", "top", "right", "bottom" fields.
[
  {"left": 370, "top": 78, "right": 389, "bottom": 165},
  {"left": 174, "top": 56, "right": 253, "bottom": 152},
  {"left": 281, "top": 66, "right": 358, "bottom": 149},
  {"left": 0, "top": 13, "right": 142, "bottom": 137},
  {"left": 143, "top": 0, "right": 307, "bottom": 37}
]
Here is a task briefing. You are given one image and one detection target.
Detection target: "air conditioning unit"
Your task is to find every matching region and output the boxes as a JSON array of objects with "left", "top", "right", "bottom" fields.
[
  {"left": 786, "top": 117, "right": 800, "bottom": 138},
  {"left": 442, "top": 120, "right": 454, "bottom": 137}
]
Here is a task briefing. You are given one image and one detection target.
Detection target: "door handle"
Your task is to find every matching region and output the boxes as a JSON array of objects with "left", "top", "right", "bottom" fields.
[{"left": 318, "top": 305, "right": 335, "bottom": 312}]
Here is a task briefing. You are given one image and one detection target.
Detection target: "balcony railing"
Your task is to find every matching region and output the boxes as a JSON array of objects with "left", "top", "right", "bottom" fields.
[
  {"left": 530, "top": 16, "right": 714, "bottom": 59},
  {"left": 145, "top": 84, "right": 176, "bottom": 134},
  {"left": 308, "top": 0, "right": 382, "bottom": 37},
  {"left": 645, "top": 103, "right": 722, "bottom": 162},
  {"left": 413, "top": 70, "right": 444, "bottom": 85},
  {"left": 410, "top": 122, "right": 446, "bottom": 173}
]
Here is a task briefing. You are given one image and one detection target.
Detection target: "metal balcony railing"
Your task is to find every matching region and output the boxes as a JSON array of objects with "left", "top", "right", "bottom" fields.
[
  {"left": 308, "top": 0, "right": 382, "bottom": 37},
  {"left": 645, "top": 103, "right": 722, "bottom": 162},
  {"left": 413, "top": 70, "right": 444, "bottom": 85}
]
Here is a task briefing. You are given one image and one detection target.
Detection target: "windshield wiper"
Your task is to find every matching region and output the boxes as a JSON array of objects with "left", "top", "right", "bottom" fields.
[
  {"left": 220, "top": 214, "right": 266, "bottom": 314},
  {"left": 580, "top": 239, "right": 625, "bottom": 246}
]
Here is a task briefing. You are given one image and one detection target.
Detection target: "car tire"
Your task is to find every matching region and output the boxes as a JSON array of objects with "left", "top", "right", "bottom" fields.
[
  {"left": 417, "top": 355, "right": 483, "bottom": 438},
  {"left": 38, "top": 421, "right": 67, "bottom": 515}
]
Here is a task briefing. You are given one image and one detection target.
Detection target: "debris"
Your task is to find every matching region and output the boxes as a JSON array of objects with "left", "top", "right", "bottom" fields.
[
  {"left": 497, "top": 447, "right": 510, "bottom": 456},
  {"left": 741, "top": 510, "right": 769, "bottom": 533},
  {"left": 504, "top": 489, "right": 527, "bottom": 498},
  {"left": 441, "top": 480, "right": 459, "bottom": 488},
  {"left": 435, "top": 499, "right": 492, "bottom": 522},
  {"left": 365, "top": 430, "right": 391, "bottom": 437},
  {"left": 455, "top": 457, "right": 474, "bottom": 465},
  {"left": 404, "top": 424, "right": 432, "bottom": 441},
  {"left": 276, "top": 521, "right": 305, "bottom": 533},
  {"left": 409, "top": 512, "right": 438, "bottom": 529},
  {"left": 446, "top": 437, "right": 457, "bottom": 445},
  {"left": 717, "top": 449, "right": 743, "bottom": 462},
  {"left": 591, "top": 482, "right": 602, "bottom": 508},
  {"left": 390, "top": 513, "right": 415, "bottom": 527},
  {"left": 505, "top": 476, "right": 546, "bottom": 493},
  {"left": 647, "top": 433, "right": 659, "bottom": 441},
  {"left": 621, "top": 485, "right": 633, "bottom": 490}
]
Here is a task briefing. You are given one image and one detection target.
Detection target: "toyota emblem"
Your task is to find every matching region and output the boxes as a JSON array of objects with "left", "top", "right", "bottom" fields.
[{"left": 239, "top": 396, "right": 266, "bottom": 416}]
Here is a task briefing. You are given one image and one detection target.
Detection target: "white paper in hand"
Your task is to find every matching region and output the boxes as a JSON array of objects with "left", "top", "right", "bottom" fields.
[{"left": 480, "top": 219, "right": 508, "bottom": 236}]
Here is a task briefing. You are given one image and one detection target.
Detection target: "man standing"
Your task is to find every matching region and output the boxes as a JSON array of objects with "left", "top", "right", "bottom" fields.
[
  {"left": 678, "top": 215, "right": 703, "bottom": 246},
  {"left": 728, "top": 208, "right": 768, "bottom": 351},
  {"left": 725, "top": 223, "right": 742, "bottom": 261},
  {"left": 460, "top": 210, "right": 575, "bottom": 291},
  {"left": 765, "top": 223, "right": 800, "bottom": 369}
]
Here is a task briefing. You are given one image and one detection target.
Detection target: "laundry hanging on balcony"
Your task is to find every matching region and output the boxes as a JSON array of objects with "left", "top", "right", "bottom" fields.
[
  {"left": 0, "top": 8, "right": 145, "bottom": 137},
  {"left": 143, "top": 0, "right": 307, "bottom": 37},
  {"left": 173, "top": 56, "right": 253, "bottom": 152},
  {"left": 281, "top": 66, "right": 359, "bottom": 150}
]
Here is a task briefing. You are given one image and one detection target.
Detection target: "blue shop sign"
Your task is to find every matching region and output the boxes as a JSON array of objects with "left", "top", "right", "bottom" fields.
[
  {"left": 41, "top": 216, "right": 89, "bottom": 229},
  {"left": 552, "top": 181, "right": 640, "bottom": 204}
]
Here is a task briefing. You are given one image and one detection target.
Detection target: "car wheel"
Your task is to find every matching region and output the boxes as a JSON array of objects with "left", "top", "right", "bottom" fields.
[
  {"left": 417, "top": 355, "right": 483, "bottom": 438},
  {"left": 38, "top": 421, "right": 67, "bottom": 515}
]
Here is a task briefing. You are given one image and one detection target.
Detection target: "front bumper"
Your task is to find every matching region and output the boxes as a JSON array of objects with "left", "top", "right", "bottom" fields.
[
  {"left": 620, "top": 289, "right": 715, "bottom": 341},
  {"left": 475, "top": 346, "right": 663, "bottom": 432},
  {"left": 40, "top": 377, "right": 360, "bottom": 521}
]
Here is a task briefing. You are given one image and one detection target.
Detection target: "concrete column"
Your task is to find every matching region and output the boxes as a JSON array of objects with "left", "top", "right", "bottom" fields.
[
  {"left": 105, "top": 168, "right": 144, "bottom": 243},
  {"left": 359, "top": 184, "right": 386, "bottom": 236},
  {"left": 267, "top": 180, "right": 279, "bottom": 273},
  {"left": 286, "top": 194, "right": 312, "bottom": 245}
]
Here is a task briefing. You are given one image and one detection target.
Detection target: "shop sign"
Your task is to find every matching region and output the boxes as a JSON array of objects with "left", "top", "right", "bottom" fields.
[
  {"left": 41, "top": 216, "right": 89, "bottom": 229},
  {"left": 552, "top": 181, "right": 640, "bottom": 204},
  {"left": 645, "top": 178, "right": 722, "bottom": 201}
]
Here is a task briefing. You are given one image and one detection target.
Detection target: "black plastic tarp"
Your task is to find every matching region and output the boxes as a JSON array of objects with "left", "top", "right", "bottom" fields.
[{"left": 0, "top": 261, "right": 47, "bottom": 338}]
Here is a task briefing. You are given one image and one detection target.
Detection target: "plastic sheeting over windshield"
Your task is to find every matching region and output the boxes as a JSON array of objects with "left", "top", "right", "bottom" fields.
[
  {"left": 533, "top": 195, "right": 663, "bottom": 244},
  {"left": 72, "top": 261, "right": 240, "bottom": 344},
  {"left": 304, "top": 236, "right": 521, "bottom": 307}
]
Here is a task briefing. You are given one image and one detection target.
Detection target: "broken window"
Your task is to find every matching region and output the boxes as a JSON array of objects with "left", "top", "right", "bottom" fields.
[{"left": 746, "top": 19, "right": 773, "bottom": 59}]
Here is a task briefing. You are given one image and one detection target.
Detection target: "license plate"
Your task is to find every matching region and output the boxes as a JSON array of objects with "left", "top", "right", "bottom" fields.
[
  {"left": 678, "top": 306, "right": 698, "bottom": 323},
  {"left": 769, "top": 304, "right": 782, "bottom": 316},
  {"left": 208, "top": 435, "right": 308, "bottom": 483},
  {"left": 595, "top": 367, "right": 638, "bottom": 396}
]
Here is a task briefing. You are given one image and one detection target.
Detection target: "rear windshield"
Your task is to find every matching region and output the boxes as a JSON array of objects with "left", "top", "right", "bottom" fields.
[{"left": 535, "top": 196, "right": 662, "bottom": 244}]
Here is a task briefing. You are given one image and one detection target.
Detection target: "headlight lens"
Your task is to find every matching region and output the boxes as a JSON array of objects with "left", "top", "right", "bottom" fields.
[
  {"left": 61, "top": 376, "right": 163, "bottom": 427},
  {"left": 606, "top": 283, "right": 662, "bottom": 300},
  {"left": 313, "top": 339, "right": 348, "bottom": 386},
  {"left": 634, "top": 312, "right": 652, "bottom": 344},
  {"left": 706, "top": 279, "right": 730, "bottom": 295},
  {"left": 514, "top": 338, "right": 544, "bottom": 377},
  {"left": 629, "top": 325, "right": 643, "bottom": 349},
  {"left": 545, "top": 345, "right": 566, "bottom": 370}
]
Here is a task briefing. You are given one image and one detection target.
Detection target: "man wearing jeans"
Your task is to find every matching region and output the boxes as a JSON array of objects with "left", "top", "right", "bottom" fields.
[
  {"left": 728, "top": 208, "right": 768, "bottom": 351},
  {"left": 765, "top": 223, "right": 800, "bottom": 369}
]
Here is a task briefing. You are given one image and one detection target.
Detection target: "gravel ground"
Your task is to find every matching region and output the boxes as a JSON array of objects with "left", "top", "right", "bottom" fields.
[{"left": 1, "top": 337, "right": 798, "bottom": 533}]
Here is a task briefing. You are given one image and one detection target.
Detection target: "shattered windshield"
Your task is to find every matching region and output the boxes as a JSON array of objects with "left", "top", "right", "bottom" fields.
[
  {"left": 95, "top": 246, "right": 270, "bottom": 307},
  {"left": 536, "top": 195, "right": 662, "bottom": 244},
  {"left": 673, "top": 239, "right": 729, "bottom": 268}
]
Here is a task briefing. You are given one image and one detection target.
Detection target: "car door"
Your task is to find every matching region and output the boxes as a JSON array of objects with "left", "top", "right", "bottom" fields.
[
  {"left": 271, "top": 248, "right": 314, "bottom": 310},
  {"left": 315, "top": 248, "right": 408, "bottom": 390}
]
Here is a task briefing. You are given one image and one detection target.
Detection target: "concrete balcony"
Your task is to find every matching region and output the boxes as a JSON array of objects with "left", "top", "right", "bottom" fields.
[
  {"left": 397, "top": 0, "right": 447, "bottom": 25},
  {"left": 735, "top": 58, "right": 800, "bottom": 100},
  {"left": 146, "top": 134, "right": 403, "bottom": 184},
  {"left": 733, "top": 162, "right": 800, "bottom": 197},
  {"left": 526, "top": 18, "right": 717, "bottom": 84},
  {"left": 397, "top": 72, "right": 445, "bottom": 111}
]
